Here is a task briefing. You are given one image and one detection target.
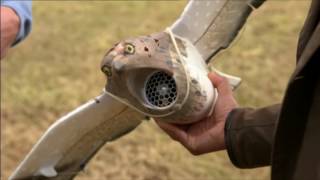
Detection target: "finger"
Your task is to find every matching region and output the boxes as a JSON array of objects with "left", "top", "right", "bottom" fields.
[
  {"left": 155, "top": 120, "right": 188, "bottom": 142},
  {"left": 208, "top": 72, "right": 232, "bottom": 96},
  {"left": 156, "top": 121, "right": 200, "bottom": 153}
]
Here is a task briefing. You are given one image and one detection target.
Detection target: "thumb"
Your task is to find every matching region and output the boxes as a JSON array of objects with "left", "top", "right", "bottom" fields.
[{"left": 208, "top": 72, "right": 232, "bottom": 96}]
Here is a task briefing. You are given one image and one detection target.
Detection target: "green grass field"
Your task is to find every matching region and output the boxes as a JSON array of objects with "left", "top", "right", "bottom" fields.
[{"left": 1, "top": 1, "right": 311, "bottom": 179}]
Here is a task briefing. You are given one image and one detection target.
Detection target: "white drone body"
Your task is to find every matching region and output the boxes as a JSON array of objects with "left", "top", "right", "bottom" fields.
[{"left": 10, "top": 0, "right": 262, "bottom": 179}]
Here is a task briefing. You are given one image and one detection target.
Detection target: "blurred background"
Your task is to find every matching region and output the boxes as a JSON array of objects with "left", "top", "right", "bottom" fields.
[{"left": 1, "top": 1, "right": 311, "bottom": 179}]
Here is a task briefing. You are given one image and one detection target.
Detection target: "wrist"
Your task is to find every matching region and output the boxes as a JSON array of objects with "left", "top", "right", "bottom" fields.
[{"left": 218, "top": 121, "right": 227, "bottom": 151}]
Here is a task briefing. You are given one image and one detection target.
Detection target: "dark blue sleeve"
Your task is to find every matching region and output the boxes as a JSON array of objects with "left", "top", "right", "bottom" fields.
[{"left": 1, "top": 0, "right": 32, "bottom": 46}]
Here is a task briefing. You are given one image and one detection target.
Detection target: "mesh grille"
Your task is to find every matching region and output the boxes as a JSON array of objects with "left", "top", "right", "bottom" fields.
[{"left": 145, "top": 71, "right": 177, "bottom": 108}]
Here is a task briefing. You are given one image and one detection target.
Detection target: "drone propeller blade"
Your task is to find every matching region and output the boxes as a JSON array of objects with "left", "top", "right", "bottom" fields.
[{"left": 10, "top": 92, "right": 144, "bottom": 180}]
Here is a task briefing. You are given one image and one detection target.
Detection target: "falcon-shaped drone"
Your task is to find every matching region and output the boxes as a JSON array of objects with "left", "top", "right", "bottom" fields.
[{"left": 10, "top": 0, "right": 264, "bottom": 179}]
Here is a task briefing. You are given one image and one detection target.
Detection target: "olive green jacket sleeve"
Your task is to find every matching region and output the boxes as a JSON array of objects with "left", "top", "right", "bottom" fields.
[{"left": 225, "top": 104, "right": 280, "bottom": 168}]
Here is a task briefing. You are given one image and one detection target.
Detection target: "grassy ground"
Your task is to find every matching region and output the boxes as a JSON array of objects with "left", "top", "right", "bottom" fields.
[{"left": 1, "top": 1, "right": 310, "bottom": 179}]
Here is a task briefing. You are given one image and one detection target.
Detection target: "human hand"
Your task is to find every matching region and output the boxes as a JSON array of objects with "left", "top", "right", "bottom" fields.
[
  {"left": 156, "top": 72, "right": 238, "bottom": 155},
  {"left": 0, "top": 6, "right": 20, "bottom": 59}
]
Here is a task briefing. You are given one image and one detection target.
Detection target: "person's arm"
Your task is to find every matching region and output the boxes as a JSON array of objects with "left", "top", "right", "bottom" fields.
[
  {"left": 1, "top": 0, "right": 32, "bottom": 59},
  {"left": 157, "top": 72, "right": 279, "bottom": 168}
]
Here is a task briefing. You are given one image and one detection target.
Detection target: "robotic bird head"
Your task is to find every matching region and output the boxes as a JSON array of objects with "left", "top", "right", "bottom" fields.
[{"left": 100, "top": 32, "right": 216, "bottom": 124}]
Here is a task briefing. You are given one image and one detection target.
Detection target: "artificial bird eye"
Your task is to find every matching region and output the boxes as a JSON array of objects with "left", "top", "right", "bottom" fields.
[
  {"left": 124, "top": 43, "right": 135, "bottom": 54},
  {"left": 101, "top": 65, "right": 112, "bottom": 77}
]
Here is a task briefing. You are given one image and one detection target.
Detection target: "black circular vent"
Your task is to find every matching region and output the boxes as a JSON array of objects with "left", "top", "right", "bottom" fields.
[{"left": 145, "top": 71, "right": 177, "bottom": 108}]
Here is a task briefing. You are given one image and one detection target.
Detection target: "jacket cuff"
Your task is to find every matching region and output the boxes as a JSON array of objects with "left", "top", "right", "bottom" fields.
[
  {"left": 225, "top": 109, "right": 241, "bottom": 167},
  {"left": 224, "top": 105, "right": 279, "bottom": 168}
]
